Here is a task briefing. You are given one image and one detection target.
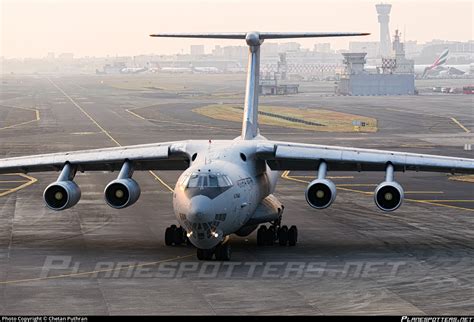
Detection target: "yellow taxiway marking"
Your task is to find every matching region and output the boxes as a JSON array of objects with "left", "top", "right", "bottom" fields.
[
  {"left": 337, "top": 183, "right": 377, "bottom": 187},
  {"left": 450, "top": 117, "right": 471, "bottom": 133},
  {"left": 48, "top": 78, "right": 173, "bottom": 193},
  {"left": 385, "top": 107, "right": 471, "bottom": 134},
  {"left": 0, "top": 180, "right": 31, "bottom": 183},
  {"left": 281, "top": 171, "right": 474, "bottom": 213},
  {"left": 0, "top": 254, "right": 194, "bottom": 285},
  {"left": 416, "top": 200, "right": 474, "bottom": 203},
  {"left": 289, "top": 175, "right": 355, "bottom": 179},
  {"left": 0, "top": 105, "right": 40, "bottom": 131},
  {"left": 0, "top": 174, "right": 38, "bottom": 197},
  {"left": 404, "top": 191, "right": 444, "bottom": 194}
]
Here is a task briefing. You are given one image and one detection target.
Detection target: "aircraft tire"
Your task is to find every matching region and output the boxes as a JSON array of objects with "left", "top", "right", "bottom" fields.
[
  {"left": 288, "top": 225, "right": 298, "bottom": 246},
  {"left": 215, "top": 243, "right": 231, "bottom": 261},
  {"left": 165, "top": 226, "right": 175, "bottom": 246},
  {"left": 257, "top": 226, "right": 267, "bottom": 246},
  {"left": 278, "top": 225, "right": 289, "bottom": 246},
  {"left": 197, "top": 248, "right": 214, "bottom": 260}
]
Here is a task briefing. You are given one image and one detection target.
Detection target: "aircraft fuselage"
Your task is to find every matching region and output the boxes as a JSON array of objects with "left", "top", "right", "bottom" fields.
[{"left": 172, "top": 138, "right": 280, "bottom": 249}]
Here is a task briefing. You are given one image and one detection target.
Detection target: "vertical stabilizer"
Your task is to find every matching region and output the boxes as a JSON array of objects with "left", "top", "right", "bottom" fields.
[
  {"left": 149, "top": 31, "right": 369, "bottom": 139},
  {"left": 241, "top": 32, "right": 262, "bottom": 139}
]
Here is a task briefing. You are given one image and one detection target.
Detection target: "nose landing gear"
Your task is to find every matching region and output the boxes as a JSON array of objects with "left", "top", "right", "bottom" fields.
[{"left": 196, "top": 242, "right": 232, "bottom": 261}]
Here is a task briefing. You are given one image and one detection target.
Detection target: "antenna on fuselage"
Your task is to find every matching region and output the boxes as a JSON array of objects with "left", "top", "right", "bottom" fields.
[{"left": 150, "top": 31, "right": 370, "bottom": 140}]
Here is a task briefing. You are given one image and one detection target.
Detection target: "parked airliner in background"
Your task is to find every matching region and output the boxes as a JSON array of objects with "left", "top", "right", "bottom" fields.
[
  {"left": 1, "top": 32, "right": 473, "bottom": 261},
  {"left": 414, "top": 49, "right": 473, "bottom": 78},
  {"left": 120, "top": 66, "right": 148, "bottom": 74},
  {"left": 366, "top": 49, "right": 472, "bottom": 78}
]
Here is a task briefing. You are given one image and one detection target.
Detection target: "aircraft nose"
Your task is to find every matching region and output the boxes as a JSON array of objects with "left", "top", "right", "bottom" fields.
[
  {"left": 186, "top": 195, "right": 214, "bottom": 223},
  {"left": 184, "top": 195, "right": 223, "bottom": 249}
]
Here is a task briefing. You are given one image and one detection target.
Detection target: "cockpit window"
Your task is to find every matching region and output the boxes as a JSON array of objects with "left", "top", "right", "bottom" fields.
[
  {"left": 186, "top": 174, "right": 199, "bottom": 188},
  {"left": 182, "top": 172, "right": 232, "bottom": 189},
  {"left": 209, "top": 174, "right": 218, "bottom": 187}
]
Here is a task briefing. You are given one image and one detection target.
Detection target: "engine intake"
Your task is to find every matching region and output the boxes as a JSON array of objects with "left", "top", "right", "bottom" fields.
[
  {"left": 305, "top": 178, "right": 337, "bottom": 209},
  {"left": 104, "top": 178, "right": 141, "bottom": 209},
  {"left": 43, "top": 163, "right": 81, "bottom": 211},
  {"left": 44, "top": 180, "right": 81, "bottom": 211},
  {"left": 374, "top": 181, "right": 404, "bottom": 212},
  {"left": 104, "top": 161, "right": 140, "bottom": 209},
  {"left": 374, "top": 164, "right": 404, "bottom": 212}
]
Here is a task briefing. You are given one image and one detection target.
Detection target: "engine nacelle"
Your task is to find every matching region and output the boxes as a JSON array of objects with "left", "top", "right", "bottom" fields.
[
  {"left": 374, "top": 181, "right": 404, "bottom": 212},
  {"left": 305, "top": 179, "right": 337, "bottom": 209},
  {"left": 104, "top": 178, "right": 141, "bottom": 209},
  {"left": 43, "top": 180, "right": 81, "bottom": 211}
]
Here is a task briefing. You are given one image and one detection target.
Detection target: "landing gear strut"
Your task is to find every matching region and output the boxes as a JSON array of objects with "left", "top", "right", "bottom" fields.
[{"left": 257, "top": 220, "right": 298, "bottom": 247}]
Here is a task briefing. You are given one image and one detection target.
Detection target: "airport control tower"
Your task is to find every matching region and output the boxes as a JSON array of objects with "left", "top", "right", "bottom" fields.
[{"left": 376, "top": 3, "right": 392, "bottom": 57}]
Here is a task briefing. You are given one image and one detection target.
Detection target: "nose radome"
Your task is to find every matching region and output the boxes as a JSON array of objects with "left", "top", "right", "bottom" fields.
[{"left": 186, "top": 195, "right": 214, "bottom": 223}]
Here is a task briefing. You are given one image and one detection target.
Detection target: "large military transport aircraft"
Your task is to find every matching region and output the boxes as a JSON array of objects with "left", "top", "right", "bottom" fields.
[{"left": 1, "top": 32, "right": 473, "bottom": 261}]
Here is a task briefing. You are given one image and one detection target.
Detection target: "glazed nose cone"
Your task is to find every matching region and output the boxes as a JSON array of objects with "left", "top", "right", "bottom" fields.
[{"left": 186, "top": 195, "right": 214, "bottom": 223}]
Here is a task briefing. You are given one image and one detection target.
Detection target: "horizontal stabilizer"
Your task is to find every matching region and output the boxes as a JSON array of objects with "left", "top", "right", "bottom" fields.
[{"left": 150, "top": 32, "right": 369, "bottom": 40}]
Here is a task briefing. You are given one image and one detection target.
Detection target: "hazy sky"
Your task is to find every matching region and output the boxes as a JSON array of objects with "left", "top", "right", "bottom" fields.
[{"left": 1, "top": 0, "right": 472, "bottom": 58}]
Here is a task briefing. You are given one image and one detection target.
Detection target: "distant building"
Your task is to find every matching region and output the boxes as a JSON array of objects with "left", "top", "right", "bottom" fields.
[
  {"left": 376, "top": 3, "right": 392, "bottom": 57},
  {"left": 417, "top": 40, "right": 474, "bottom": 64},
  {"left": 58, "top": 53, "right": 74, "bottom": 61},
  {"left": 337, "top": 52, "right": 415, "bottom": 96},
  {"left": 403, "top": 40, "right": 420, "bottom": 58},
  {"left": 262, "top": 43, "right": 279, "bottom": 55},
  {"left": 97, "top": 62, "right": 126, "bottom": 74},
  {"left": 190, "top": 45, "right": 205, "bottom": 56},
  {"left": 391, "top": 30, "right": 414, "bottom": 74},
  {"left": 349, "top": 42, "right": 379, "bottom": 58},
  {"left": 222, "top": 46, "right": 247, "bottom": 59},
  {"left": 278, "top": 42, "right": 300, "bottom": 52},
  {"left": 313, "top": 43, "right": 331, "bottom": 53},
  {"left": 259, "top": 80, "right": 299, "bottom": 95}
]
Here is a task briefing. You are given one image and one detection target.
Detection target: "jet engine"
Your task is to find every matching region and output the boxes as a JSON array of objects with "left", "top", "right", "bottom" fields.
[
  {"left": 104, "top": 178, "right": 140, "bottom": 209},
  {"left": 374, "top": 163, "right": 404, "bottom": 212},
  {"left": 44, "top": 180, "right": 81, "bottom": 211},
  {"left": 305, "top": 178, "right": 337, "bottom": 209},
  {"left": 305, "top": 161, "right": 336, "bottom": 209},
  {"left": 104, "top": 161, "right": 140, "bottom": 209},
  {"left": 43, "top": 163, "right": 81, "bottom": 211}
]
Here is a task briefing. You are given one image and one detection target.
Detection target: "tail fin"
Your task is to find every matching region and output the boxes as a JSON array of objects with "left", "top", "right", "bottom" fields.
[
  {"left": 150, "top": 31, "right": 369, "bottom": 139},
  {"left": 432, "top": 49, "right": 449, "bottom": 68},
  {"left": 423, "top": 49, "right": 450, "bottom": 78}
]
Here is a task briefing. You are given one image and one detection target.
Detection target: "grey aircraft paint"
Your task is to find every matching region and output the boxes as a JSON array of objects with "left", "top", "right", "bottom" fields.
[{"left": 0, "top": 32, "right": 473, "bottom": 254}]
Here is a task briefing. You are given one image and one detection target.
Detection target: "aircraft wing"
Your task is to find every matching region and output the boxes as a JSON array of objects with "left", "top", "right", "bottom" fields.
[
  {"left": 257, "top": 141, "right": 474, "bottom": 174},
  {"left": 0, "top": 141, "right": 190, "bottom": 174}
]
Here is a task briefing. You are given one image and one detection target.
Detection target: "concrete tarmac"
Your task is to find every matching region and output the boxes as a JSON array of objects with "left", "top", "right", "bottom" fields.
[{"left": 0, "top": 74, "right": 472, "bottom": 315}]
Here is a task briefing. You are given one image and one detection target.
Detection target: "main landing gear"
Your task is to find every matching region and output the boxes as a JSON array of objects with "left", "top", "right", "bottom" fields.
[{"left": 257, "top": 221, "right": 298, "bottom": 247}]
